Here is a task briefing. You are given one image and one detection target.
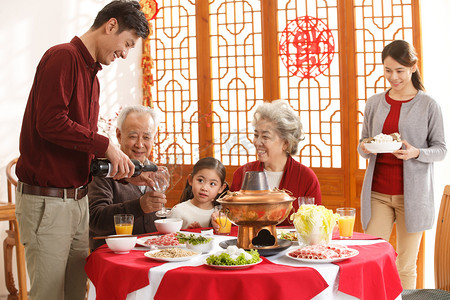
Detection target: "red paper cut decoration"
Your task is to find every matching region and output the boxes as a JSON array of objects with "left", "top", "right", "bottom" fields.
[
  {"left": 279, "top": 16, "right": 335, "bottom": 79},
  {"left": 140, "top": 0, "right": 159, "bottom": 20}
]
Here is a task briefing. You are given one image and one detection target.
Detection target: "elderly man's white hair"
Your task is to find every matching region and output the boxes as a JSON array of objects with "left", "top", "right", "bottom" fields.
[{"left": 116, "top": 105, "right": 160, "bottom": 131}]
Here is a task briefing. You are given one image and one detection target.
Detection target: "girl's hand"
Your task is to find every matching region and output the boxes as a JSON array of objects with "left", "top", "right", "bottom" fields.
[
  {"left": 211, "top": 210, "right": 220, "bottom": 232},
  {"left": 187, "top": 222, "right": 201, "bottom": 229},
  {"left": 360, "top": 142, "right": 372, "bottom": 154},
  {"left": 392, "top": 140, "right": 420, "bottom": 160}
]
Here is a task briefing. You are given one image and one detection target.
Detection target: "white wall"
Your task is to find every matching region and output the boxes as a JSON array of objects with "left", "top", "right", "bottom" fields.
[
  {"left": 0, "top": 0, "right": 448, "bottom": 296},
  {"left": 0, "top": 0, "right": 142, "bottom": 295},
  {"left": 419, "top": 0, "right": 450, "bottom": 288}
]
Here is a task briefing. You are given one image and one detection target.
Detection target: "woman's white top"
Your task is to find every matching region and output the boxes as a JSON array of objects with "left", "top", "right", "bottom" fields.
[{"left": 264, "top": 170, "right": 284, "bottom": 189}]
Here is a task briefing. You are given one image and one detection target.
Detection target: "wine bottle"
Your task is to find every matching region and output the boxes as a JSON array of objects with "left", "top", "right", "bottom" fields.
[{"left": 90, "top": 158, "right": 158, "bottom": 177}]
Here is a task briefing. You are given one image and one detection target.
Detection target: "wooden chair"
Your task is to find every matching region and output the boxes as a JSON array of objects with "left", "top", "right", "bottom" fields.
[
  {"left": 434, "top": 185, "right": 450, "bottom": 291},
  {"left": 1, "top": 158, "right": 27, "bottom": 300},
  {"left": 402, "top": 185, "right": 450, "bottom": 299}
]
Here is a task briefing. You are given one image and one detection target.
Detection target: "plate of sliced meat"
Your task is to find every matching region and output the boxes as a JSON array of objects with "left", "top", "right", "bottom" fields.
[
  {"left": 136, "top": 232, "right": 185, "bottom": 249},
  {"left": 286, "top": 244, "right": 359, "bottom": 263}
]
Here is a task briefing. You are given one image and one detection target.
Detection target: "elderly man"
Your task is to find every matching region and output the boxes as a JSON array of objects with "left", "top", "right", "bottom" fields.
[{"left": 89, "top": 105, "right": 166, "bottom": 250}]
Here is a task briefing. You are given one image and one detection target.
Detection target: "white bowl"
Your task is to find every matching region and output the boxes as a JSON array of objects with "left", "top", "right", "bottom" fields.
[
  {"left": 364, "top": 141, "right": 402, "bottom": 153},
  {"left": 185, "top": 238, "right": 214, "bottom": 253},
  {"left": 155, "top": 218, "right": 183, "bottom": 234},
  {"left": 105, "top": 235, "right": 137, "bottom": 254}
]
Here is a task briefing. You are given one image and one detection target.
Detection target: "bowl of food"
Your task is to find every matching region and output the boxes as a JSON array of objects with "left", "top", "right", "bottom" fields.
[
  {"left": 176, "top": 233, "right": 214, "bottom": 253},
  {"left": 105, "top": 235, "right": 137, "bottom": 254},
  {"left": 155, "top": 218, "right": 183, "bottom": 234},
  {"left": 363, "top": 133, "right": 402, "bottom": 153}
]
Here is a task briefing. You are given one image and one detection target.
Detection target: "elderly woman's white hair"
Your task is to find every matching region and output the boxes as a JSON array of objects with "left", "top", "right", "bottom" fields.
[
  {"left": 116, "top": 105, "right": 160, "bottom": 132},
  {"left": 252, "top": 100, "right": 305, "bottom": 155}
]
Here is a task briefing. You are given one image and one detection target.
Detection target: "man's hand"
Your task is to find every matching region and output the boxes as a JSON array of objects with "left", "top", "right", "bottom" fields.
[
  {"left": 125, "top": 172, "right": 155, "bottom": 187},
  {"left": 139, "top": 190, "right": 167, "bottom": 214},
  {"left": 392, "top": 140, "right": 420, "bottom": 160},
  {"left": 104, "top": 143, "right": 135, "bottom": 179}
]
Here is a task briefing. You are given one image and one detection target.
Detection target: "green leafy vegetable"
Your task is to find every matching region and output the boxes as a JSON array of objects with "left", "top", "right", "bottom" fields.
[
  {"left": 290, "top": 204, "right": 339, "bottom": 245},
  {"left": 176, "top": 233, "right": 212, "bottom": 245},
  {"left": 206, "top": 248, "right": 260, "bottom": 266}
]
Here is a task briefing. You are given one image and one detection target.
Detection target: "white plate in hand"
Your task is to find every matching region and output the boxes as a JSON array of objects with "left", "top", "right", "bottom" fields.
[{"left": 364, "top": 141, "right": 402, "bottom": 153}]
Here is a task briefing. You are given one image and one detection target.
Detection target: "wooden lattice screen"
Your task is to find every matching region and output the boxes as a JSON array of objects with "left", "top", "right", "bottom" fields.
[
  {"left": 143, "top": 0, "right": 424, "bottom": 287},
  {"left": 144, "top": 0, "right": 421, "bottom": 210}
]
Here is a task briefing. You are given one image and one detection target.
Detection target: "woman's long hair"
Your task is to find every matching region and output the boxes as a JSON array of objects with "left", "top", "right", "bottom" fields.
[
  {"left": 382, "top": 40, "right": 425, "bottom": 91},
  {"left": 178, "top": 157, "right": 228, "bottom": 206}
]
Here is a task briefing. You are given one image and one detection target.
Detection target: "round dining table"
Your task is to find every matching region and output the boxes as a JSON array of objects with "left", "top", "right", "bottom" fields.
[{"left": 85, "top": 228, "right": 403, "bottom": 300}]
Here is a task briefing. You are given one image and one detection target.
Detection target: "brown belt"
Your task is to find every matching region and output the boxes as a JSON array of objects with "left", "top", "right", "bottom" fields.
[{"left": 19, "top": 182, "right": 88, "bottom": 200}]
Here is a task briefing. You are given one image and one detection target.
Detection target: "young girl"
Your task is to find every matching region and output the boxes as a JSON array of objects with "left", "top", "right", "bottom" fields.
[{"left": 170, "top": 157, "right": 228, "bottom": 229}]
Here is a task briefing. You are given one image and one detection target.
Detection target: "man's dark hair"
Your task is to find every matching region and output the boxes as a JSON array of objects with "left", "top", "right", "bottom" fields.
[{"left": 92, "top": 0, "right": 149, "bottom": 39}]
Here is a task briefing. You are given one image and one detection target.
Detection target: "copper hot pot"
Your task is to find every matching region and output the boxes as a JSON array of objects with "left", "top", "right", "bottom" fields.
[{"left": 217, "top": 171, "right": 295, "bottom": 249}]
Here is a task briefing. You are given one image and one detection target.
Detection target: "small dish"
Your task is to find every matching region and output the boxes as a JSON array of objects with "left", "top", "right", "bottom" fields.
[
  {"left": 185, "top": 239, "right": 214, "bottom": 253},
  {"left": 105, "top": 235, "right": 137, "bottom": 254},
  {"left": 205, "top": 258, "right": 263, "bottom": 270},
  {"left": 154, "top": 218, "right": 183, "bottom": 234}
]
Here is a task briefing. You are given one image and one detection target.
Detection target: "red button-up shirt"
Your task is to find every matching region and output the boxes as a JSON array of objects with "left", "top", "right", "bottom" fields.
[{"left": 16, "top": 36, "right": 109, "bottom": 188}]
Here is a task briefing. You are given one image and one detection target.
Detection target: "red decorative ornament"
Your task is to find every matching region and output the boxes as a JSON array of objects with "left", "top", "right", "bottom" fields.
[
  {"left": 140, "top": 0, "right": 159, "bottom": 20},
  {"left": 279, "top": 16, "right": 335, "bottom": 79}
]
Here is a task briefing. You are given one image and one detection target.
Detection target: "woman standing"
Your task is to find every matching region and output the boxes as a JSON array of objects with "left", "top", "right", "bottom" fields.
[
  {"left": 358, "top": 40, "right": 446, "bottom": 289},
  {"left": 230, "top": 100, "right": 322, "bottom": 226}
]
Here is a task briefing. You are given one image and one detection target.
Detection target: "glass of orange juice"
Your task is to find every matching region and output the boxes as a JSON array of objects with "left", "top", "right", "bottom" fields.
[
  {"left": 214, "top": 206, "right": 231, "bottom": 235},
  {"left": 114, "top": 214, "right": 134, "bottom": 235},
  {"left": 336, "top": 208, "right": 356, "bottom": 239}
]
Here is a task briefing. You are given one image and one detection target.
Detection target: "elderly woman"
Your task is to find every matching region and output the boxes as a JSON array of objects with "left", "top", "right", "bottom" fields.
[{"left": 230, "top": 100, "right": 322, "bottom": 226}]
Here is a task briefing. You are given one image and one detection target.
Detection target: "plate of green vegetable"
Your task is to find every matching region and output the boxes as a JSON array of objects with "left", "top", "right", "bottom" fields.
[
  {"left": 176, "top": 233, "right": 214, "bottom": 253},
  {"left": 205, "top": 245, "right": 261, "bottom": 269}
]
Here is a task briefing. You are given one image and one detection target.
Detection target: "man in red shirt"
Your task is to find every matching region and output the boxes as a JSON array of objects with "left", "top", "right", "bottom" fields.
[{"left": 14, "top": 2, "right": 160, "bottom": 299}]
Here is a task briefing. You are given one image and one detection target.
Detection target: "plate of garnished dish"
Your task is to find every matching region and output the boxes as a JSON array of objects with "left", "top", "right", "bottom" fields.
[
  {"left": 363, "top": 133, "right": 402, "bottom": 153},
  {"left": 144, "top": 247, "right": 201, "bottom": 262},
  {"left": 205, "top": 245, "right": 261, "bottom": 269},
  {"left": 206, "top": 259, "right": 262, "bottom": 270},
  {"left": 286, "top": 244, "right": 359, "bottom": 263},
  {"left": 137, "top": 232, "right": 185, "bottom": 249}
]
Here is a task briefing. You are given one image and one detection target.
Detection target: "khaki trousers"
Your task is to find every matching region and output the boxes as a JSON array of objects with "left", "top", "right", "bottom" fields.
[
  {"left": 15, "top": 188, "right": 89, "bottom": 300},
  {"left": 365, "top": 191, "right": 423, "bottom": 289}
]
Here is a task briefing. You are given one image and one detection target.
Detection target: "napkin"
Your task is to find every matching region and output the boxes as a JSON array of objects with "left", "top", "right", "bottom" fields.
[
  {"left": 85, "top": 245, "right": 165, "bottom": 300},
  {"left": 332, "top": 231, "right": 382, "bottom": 240},
  {"left": 154, "top": 257, "right": 328, "bottom": 300},
  {"left": 334, "top": 243, "right": 403, "bottom": 300}
]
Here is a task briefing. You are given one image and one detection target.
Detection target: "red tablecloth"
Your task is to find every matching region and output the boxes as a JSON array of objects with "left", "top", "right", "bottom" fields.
[
  {"left": 334, "top": 243, "right": 402, "bottom": 300},
  {"left": 154, "top": 257, "right": 328, "bottom": 300},
  {"left": 85, "top": 245, "right": 165, "bottom": 300}
]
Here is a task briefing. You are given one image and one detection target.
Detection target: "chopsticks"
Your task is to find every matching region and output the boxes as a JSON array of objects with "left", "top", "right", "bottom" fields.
[{"left": 93, "top": 232, "right": 160, "bottom": 240}]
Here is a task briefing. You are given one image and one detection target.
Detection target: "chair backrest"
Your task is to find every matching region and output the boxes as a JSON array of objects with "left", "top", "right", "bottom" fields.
[
  {"left": 435, "top": 185, "right": 450, "bottom": 291},
  {"left": 6, "top": 157, "right": 18, "bottom": 204}
]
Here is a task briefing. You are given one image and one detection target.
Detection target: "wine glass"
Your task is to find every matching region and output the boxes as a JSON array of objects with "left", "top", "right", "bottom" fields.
[{"left": 153, "top": 166, "right": 171, "bottom": 218}]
